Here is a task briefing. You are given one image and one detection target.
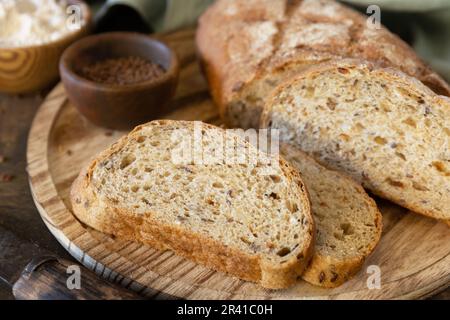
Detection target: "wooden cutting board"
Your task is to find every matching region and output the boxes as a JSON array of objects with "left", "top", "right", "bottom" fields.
[{"left": 27, "top": 29, "right": 450, "bottom": 300}]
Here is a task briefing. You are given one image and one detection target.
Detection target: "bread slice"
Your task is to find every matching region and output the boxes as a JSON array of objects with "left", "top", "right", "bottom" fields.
[
  {"left": 197, "top": 0, "right": 450, "bottom": 129},
  {"left": 261, "top": 60, "right": 450, "bottom": 221},
  {"left": 70, "top": 120, "right": 315, "bottom": 289},
  {"left": 281, "top": 144, "right": 382, "bottom": 287}
]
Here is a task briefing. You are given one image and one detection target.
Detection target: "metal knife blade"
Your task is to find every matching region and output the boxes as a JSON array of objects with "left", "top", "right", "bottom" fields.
[{"left": 0, "top": 225, "right": 142, "bottom": 299}]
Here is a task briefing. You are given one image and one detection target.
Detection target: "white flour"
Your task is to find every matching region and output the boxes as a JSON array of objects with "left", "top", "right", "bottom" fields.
[{"left": 0, "top": 0, "right": 84, "bottom": 48}]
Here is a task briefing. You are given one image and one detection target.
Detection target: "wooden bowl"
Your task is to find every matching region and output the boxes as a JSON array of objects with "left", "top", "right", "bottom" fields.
[
  {"left": 0, "top": 0, "right": 91, "bottom": 94},
  {"left": 59, "top": 32, "right": 179, "bottom": 130}
]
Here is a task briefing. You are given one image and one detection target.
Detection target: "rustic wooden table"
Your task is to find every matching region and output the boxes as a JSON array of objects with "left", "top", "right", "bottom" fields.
[
  {"left": 0, "top": 91, "right": 74, "bottom": 299},
  {"left": 0, "top": 89, "right": 448, "bottom": 300},
  {"left": 1, "top": 24, "right": 449, "bottom": 299}
]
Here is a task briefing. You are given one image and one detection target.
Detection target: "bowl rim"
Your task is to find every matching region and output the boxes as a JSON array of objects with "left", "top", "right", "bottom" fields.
[
  {"left": 59, "top": 31, "right": 180, "bottom": 92},
  {"left": 0, "top": 0, "right": 92, "bottom": 51}
]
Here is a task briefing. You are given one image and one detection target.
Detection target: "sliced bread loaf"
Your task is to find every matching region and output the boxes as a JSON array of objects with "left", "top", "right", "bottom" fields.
[
  {"left": 281, "top": 144, "right": 382, "bottom": 287},
  {"left": 70, "top": 120, "right": 315, "bottom": 289},
  {"left": 261, "top": 60, "right": 450, "bottom": 221},
  {"left": 197, "top": 0, "right": 450, "bottom": 129}
]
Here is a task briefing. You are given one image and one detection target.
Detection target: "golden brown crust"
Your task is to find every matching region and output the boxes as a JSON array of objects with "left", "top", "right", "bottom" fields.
[
  {"left": 196, "top": 0, "right": 286, "bottom": 125},
  {"left": 70, "top": 120, "right": 315, "bottom": 289},
  {"left": 72, "top": 170, "right": 263, "bottom": 282},
  {"left": 303, "top": 254, "right": 365, "bottom": 288},
  {"left": 260, "top": 58, "right": 442, "bottom": 125},
  {"left": 281, "top": 144, "right": 382, "bottom": 288},
  {"left": 196, "top": 0, "right": 450, "bottom": 127},
  {"left": 303, "top": 208, "right": 382, "bottom": 288},
  {"left": 261, "top": 59, "right": 450, "bottom": 222}
]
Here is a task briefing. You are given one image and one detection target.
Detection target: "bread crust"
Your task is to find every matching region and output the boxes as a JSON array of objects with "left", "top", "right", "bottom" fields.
[
  {"left": 281, "top": 144, "right": 382, "bottom": 288},
  {"left": 196, "top": 0, "right": 450, "bottom": 128},
  {"left": 70, "top": 120, "right": 315, "bottom": 289},
  {"left": 196, "top": 0, "right": 282, "bottom": 125},
  {"left": 261, "top": 59, "right": 450, "bottom": 222}
]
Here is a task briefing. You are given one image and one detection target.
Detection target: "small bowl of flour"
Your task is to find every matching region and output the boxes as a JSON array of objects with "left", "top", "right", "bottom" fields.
[
  {"left": 0, "top": 0, "right": 87, "bottom": 48},
  {"left": 0, "top": 0, "right": 91, "bottom": 93}
]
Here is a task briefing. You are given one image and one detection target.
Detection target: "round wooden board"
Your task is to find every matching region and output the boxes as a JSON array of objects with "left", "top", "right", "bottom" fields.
[{"left": 27, "top": 29, "right": 450, "bottom": 300}]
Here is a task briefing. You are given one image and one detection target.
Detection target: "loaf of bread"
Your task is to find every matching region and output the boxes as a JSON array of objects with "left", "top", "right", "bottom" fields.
[
  {"left": 281, "top": 144, "right": 382, "bottom": 287},
  {"left": 261, "top": 60, "right": 450, "bottom": 222},
  {"left": 196, "top": 0, "right": 450, "bottom": 129},
  {"left": 70, "top": 120, "right": 315, "bottom": 289}
]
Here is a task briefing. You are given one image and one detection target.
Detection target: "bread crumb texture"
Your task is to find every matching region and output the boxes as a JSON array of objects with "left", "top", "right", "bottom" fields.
[
  {"left": 71, "top": 120, "right": 314, "bottom": 289},
  {"left": 281, "top": 144, "right": 382, "bottom": 287},
  {"left": 264, "top": 61, "right": 450, "bottom": 221}
]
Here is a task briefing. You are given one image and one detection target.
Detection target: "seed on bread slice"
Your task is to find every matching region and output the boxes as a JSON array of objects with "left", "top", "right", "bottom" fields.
[
  {"left": 281, "top": 143, "right": 382, "bottom": 287},
  {"left": 70, "top": 120, "right": 314, "bottom": 289},
  {"left": 261, "top": 60, "right": 450, "bottom": 221}
]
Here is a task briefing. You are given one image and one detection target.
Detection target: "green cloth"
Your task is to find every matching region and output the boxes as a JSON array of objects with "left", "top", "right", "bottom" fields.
[
  {"left": 342, "top": 0, "right": 450, "bottom": 82},
  {"left": 409, "top": 10, "right": 450, "bottom": 82}
]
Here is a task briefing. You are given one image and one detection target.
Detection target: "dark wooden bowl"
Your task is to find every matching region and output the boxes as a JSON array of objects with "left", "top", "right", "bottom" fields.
[
  {"left": 59, "top": 32, "right": 179, "bottom": 130},
  {"left": 0, "top": 0, "right": 91, "bottom": 94}
]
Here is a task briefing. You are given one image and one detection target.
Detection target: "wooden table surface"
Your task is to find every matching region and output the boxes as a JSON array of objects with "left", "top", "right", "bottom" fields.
[
  {"left": 0, "top": 90, "right": 74, "bottom": 300},
  {"left": 0, "top": 87, "right": 449, "bottom": 300},
  {"left": 0, "top": 0, "right": 447, "bottom": 301}
]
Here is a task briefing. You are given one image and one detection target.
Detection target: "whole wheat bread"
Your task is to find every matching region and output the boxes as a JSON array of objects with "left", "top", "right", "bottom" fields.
[
  {"left": 196, "top": 0, "right": 450, "bottom": 129},
  {"left": 261, "top": 60, "right": 450, "bottom": 221},
  {"left": 70, "top": 120, "right": 315, "bottom": 289},
  {"left": 281, "top": 144, "right": 382, "bottom": 287}
]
